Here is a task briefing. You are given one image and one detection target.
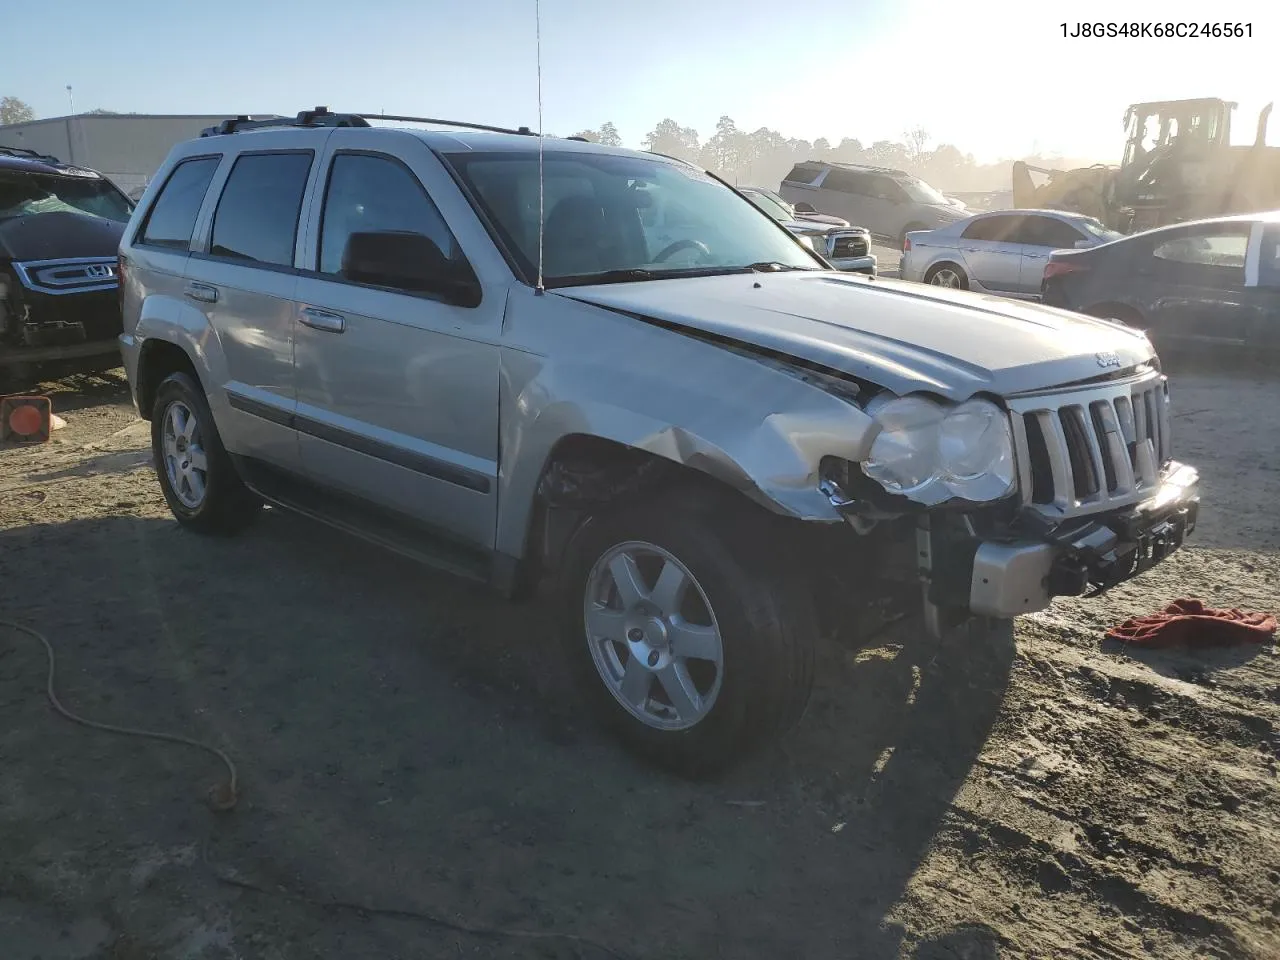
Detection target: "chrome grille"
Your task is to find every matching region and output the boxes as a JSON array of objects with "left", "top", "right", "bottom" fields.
[
  {"left": 12, "top": 257, "right": 119, "bottom": 296},
  {"left": 1008, "top": 373, "right": 1170, "bottom": 519},
  {"left": 829, "top": 233, "right": 869, "bottom": 259}
]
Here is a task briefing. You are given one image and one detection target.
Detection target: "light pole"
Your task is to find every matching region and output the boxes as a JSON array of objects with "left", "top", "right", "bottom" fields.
[{"left": 66, "top": 85, "right": 75, "bottom": 114}]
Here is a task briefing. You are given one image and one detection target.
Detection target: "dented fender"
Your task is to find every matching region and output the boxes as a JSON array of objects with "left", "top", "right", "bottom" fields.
[{"left": 494, "top": 287, "right": 878, "bottom": 560}]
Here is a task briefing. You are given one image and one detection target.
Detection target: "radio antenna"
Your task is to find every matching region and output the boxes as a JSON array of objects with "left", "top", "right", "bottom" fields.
[{"left": 534, "top": 0, "right": 546, "bottom": 294}]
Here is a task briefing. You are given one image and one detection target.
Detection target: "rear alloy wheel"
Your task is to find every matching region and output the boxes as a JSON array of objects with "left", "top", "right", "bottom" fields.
[
  {"left": 560, "top": 497, "right": 816, "bottom": 778},
  {"left": 151, "top": 372, "right": 261, "bottom": 534},
  {"left": 925, "top": 263, "right": 969, "bottom": 290}
]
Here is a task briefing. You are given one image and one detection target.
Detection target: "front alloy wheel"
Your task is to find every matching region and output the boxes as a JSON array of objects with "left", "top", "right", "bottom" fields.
[
  {"left": 560, "top": 496, "right": 817, "bottom": 778},
  {"left": 584, "top": 541, "right": 725, "bottom": 731}
]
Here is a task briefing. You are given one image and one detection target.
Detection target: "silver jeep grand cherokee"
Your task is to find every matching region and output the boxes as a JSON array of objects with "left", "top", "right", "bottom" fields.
[{"left": 118, "top": 109, "right": 1200, "bottom": 777}]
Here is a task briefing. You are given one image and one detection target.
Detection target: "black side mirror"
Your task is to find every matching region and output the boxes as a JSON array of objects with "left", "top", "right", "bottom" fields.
[
  {"left": 341, "top": 230, "right": 481, "bottom": 307},
  {"left": 793, "top": 201, "right": 816, "bottom": 213}
]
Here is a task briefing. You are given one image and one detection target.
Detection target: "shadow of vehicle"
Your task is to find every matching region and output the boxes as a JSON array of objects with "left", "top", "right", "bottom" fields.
[{"left": 0, "top": 510, "right": 1013, "bottom": 959}]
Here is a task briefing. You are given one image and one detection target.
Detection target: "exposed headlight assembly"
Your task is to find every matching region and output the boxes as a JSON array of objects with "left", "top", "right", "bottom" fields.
[{"left": 861, "top": 394, "right": 1016, "bottom": 505}]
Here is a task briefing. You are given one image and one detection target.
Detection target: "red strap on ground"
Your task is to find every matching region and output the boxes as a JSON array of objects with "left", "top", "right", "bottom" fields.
[{"left": 1106, "top": 599, "right": 1277, "bottom": 648}]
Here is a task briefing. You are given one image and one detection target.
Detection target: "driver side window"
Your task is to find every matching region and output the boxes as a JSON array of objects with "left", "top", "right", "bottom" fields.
[{"left": 318, "top": 152, "right": 464, "bottom": 283}]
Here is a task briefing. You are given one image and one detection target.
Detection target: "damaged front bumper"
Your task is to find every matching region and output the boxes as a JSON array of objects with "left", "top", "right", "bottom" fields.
[
  {"left": 823, "top": 461, "right": 1200, "bottom": 636},
  {"left": 926, "top": 461, "right": 1200, "bottom": 629}
]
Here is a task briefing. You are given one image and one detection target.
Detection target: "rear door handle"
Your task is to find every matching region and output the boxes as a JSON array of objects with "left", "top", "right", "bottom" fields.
[
  {"left": 185, "top": 282, "right": 219, "bottom": 304},
  {"left": 299, "top": 307, "right": 345, "bottom": 334}
]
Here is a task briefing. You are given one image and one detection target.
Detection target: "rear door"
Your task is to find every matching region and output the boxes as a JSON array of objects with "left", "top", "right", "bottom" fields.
[
  {"left": 184, "top": 132, "right": 325, "bottom": 470},
  {"left": 1016, "top": 215, "right": 1089, "bottom": 295},
  {"left": 957, "top": 214, "right": 1025, "bottom": 293},
  {"left": 1142, "top": 222, "right": 1255, "bottom": 350}
]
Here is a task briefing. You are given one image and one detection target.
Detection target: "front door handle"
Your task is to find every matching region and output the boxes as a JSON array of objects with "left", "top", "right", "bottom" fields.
[
  {"left": 299, "top": 307, "right": 345, "bottom": 334},
  {"left": 1024, "top": 253, "right": 1048, "bottom": 261},
  {"left": 185, "top": 282, "right": 219, "bottom": 304}
]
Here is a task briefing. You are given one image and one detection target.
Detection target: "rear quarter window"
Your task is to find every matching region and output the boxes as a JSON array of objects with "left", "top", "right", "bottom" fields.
[{"left": 136, "top": 156, "right": 221, "bottom": 251}]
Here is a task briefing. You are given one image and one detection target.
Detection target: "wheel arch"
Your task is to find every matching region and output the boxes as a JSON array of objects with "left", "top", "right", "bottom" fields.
[
  {"left": 923, "top": 260, "right": 968, "bottom": 286},
  {"left": 135, "top": 338, "right": 200, "bottom": 421},
  {"left": 493, "top": 363, "right": 877, "bottom": 598},
  {"left": 132, "top": 294, "right": 229, "bottom": 420}
]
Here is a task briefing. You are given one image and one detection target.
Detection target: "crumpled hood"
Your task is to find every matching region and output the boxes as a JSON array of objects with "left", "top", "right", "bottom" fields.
[
  {"left": 558, "top": 272, "right": 1156, "bottom": 400},
  {"left": 0, "top": 211, "right": 126, "bottom": 262}
]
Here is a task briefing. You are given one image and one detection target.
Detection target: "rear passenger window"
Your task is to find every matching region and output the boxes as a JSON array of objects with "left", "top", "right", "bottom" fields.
[
  {"left": 138, "top": 157, "right": 219, "bottom": 251},
  {"left": 820, "top": 169, "right": 864, "bottom": 194},
  {"left": 209, "top": 152, "right": 313, "bottom": 266},
  {"left": 783, "top": 164, "right": 823, "bottom": 185},
  {"left": 317, "top": 153, "right": 464, "bottom": 282},
  {"left": 1019, "top": 216, "right": 1086, "bottom": 248},
  {"left": 961, "top": 216, "right": 1020, "bottom": 243}
]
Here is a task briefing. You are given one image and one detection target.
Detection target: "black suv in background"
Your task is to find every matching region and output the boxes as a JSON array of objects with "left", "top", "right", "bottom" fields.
[{"left": 0, "top": 146, "right": 134, "bottom": 381}]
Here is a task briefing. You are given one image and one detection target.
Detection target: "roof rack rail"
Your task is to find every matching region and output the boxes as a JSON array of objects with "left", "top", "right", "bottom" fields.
[
  {"left": 200, "top": 107, "right": 538, "bottom": 139},
  {"left": 0, "top": 144, "right": 63, "bottom": 165}
]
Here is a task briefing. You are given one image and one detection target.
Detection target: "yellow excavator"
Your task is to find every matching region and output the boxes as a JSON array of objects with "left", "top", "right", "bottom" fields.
[{"left": 1012, "top": 97, "right": 1280, "bottom": 233}]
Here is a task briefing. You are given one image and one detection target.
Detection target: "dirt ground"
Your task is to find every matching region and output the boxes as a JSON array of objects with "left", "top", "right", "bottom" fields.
[{"left": 1, "top": 357, "right": 1278, "bottom": 960}]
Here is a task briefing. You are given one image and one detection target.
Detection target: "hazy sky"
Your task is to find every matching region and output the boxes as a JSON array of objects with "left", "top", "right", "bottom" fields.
[{"left": 4, "top": 0, "right": 1276, "bottom": 164}]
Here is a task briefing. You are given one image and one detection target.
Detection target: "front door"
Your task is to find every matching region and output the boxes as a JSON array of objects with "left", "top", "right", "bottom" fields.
[{"left": 291, "top": 137, "right": 503, "bottom": 550}]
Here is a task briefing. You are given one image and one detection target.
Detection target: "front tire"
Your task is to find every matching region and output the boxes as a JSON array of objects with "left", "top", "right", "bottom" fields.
[
  {"left": 559, "top": 496, "right": 816, "bottom": 778},
  {"left": 151, "top": 372, "right": 261, "bottom": 534}
]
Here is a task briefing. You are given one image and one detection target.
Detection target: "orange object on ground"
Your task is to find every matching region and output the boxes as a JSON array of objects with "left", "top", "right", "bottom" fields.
[
  {"left": 1107, "top": 599, "right": 1277, "bottom": 648},
  {"left": 1, "top": 395, "right": 52, "bottom": 443}
]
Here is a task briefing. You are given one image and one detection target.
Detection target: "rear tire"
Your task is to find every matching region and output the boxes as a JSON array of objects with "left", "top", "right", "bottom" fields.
[
  {"left": 558, "top": 494, "right": 816, "bottom": 778},
  {"left": 151, "top": 372, "right": 261, "bottom": 535},
  {"left": 924, "top": 262, "right": 969, "bottom": 290}
]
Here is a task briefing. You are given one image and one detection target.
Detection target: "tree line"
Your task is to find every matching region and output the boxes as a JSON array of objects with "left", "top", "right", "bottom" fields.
[
  {"left": 4, "top": 94, "right": 1103, "bottom": 195},
  {"left": 572, "top": 116, "right": 1105, "bottom": 195}
]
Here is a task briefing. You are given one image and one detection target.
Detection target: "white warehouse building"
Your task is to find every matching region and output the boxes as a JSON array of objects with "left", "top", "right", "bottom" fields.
[{"left": 0, "top": 113, "right": 274, "bottom": 198}]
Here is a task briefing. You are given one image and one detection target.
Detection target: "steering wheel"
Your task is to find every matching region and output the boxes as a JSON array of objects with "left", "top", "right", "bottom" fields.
[{"left": 653, "top": 239, "right": 712, "bottom": 263}]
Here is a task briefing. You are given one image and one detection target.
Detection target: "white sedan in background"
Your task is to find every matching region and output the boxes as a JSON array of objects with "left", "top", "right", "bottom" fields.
[{"left": 900, "top": 209, "right": 1122, "bottom": 299}]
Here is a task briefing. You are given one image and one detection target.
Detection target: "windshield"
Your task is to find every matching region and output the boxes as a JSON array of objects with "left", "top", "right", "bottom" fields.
[
  {"left": 443, "top": 151, "right": 821, "bottom": 286},
  {"left": 0, "top": 172, "right": 133, "bottom": 223},
  {"left": 742, "top": 190, "right": 794, "bottom": 222},
  {"left": 1078, "top": 217, "right": 1124, "bottom": 242},
  {"left": 900, "top": 177, "right": 949, "bottom": 206}
]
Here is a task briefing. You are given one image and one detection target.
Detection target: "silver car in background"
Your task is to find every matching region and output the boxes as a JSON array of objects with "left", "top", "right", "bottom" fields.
[{"left": 900, "top": 209, "right": 1122, "bottom": 299}]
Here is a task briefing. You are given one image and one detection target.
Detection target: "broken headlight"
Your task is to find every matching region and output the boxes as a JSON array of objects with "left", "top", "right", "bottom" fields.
[{"left": 861, "top": 395, "right": 1016, "bottom": 505}]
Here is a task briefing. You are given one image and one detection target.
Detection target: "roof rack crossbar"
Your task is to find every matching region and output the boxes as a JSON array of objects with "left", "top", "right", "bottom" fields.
[
  {"left": 201, "top": 107, "right": 373, "bottom": 137},
  {"left": 199, "top": 107, "right": 538, "bottom": 139}
]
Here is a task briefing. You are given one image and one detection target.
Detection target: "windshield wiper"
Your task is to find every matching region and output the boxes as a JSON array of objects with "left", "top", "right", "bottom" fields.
[
  {"left": 546, "top": 262, "right": 817, "bottom": 289},
  {"left": 745, "top": 261, "right": 812, "bottom": 273}
]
